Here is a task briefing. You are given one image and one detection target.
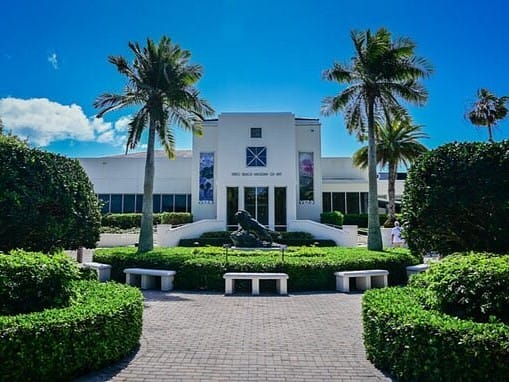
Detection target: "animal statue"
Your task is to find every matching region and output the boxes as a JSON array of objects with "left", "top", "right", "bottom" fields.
[{"left": 232, "top": 210, "right": 273, "bottom": 246}]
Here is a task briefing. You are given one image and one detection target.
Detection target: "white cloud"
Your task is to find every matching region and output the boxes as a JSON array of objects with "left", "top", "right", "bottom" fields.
[
  {"left": 0, "top": 97, "right": 128, "bottom": 147},
  {"left": 48, "top": 53, "right": 58, "bottom": 69}
]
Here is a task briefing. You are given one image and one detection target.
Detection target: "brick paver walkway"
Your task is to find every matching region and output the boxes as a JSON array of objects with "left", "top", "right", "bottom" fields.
[{"left": 79, "top": 291, "right": 391, "bottom": 382}]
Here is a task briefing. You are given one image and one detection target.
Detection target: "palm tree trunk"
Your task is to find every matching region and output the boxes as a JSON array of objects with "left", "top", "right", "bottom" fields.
[
  {"left": 367, "top": 98, "right": 383, "bottom": 250},
  {"left": 388, "top": 161, "right": 397, "bottom": 220},
  {"left": 488, "top": 124, "right": 494, "bottom": 143},
  {"left": 138, "top": 119, "right": 156, "bottom": 252}
]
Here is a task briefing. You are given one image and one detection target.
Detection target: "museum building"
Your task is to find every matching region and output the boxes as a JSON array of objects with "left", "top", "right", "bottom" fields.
[{"left": 79, "top": 112, "right": 404, "bottom": 234}]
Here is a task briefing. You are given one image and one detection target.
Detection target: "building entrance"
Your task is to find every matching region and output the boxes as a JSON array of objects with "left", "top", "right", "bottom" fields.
[{"left": 226, "top": 186, "right": 287, "bottom": 231}]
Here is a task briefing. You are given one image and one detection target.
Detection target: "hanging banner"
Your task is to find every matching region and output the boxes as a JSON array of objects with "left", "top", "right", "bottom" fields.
[
  {"left": 199, "top": 152, "right": 214, "bottom": 202},
  {"left": 299, "top": 152, "right": 314, "bottom": 201}
]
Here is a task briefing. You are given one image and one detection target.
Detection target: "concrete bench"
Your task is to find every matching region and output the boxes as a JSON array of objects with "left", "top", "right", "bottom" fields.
[
  {"left": 124, "top": 268, "right": 176, "bottom": 291},
  {"left": 334, "top": 270, "right": 389, "bottom": 293},
  {"left": 406, "top": 264, "right": 429, "bottom": 277},
  {"left": 223, "top": 272, "right": 289, "bottom": 295},
  {"left": 82, "top": 262, "right": 111, "bottom": 282}
]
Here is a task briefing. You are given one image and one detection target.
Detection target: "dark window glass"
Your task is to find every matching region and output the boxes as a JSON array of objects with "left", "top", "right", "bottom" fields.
[
  {"left": 123, "top": 194, "right": 135, "bottom": 213},
  {"left": 250, "top": 127, "right": 262, "bottom": 138},
  {"left": 162, "top": 194, "right": 174, "bottom": 212},
  {"left": 244, "top": 187, "right": 256, "bottom": 218},
  {"left": 246, "top": 147, "right": 267, "bottom": 167},
  {"left": 346, "top": 192, "right": 360, "bottom": 214},
  {"left": 256, "top": 187, "right": 269, "bottom": 226},
  {"left": 98, "top": 194, "right": 110, "bottom": 214},
  {"left": 275, "top": 187, "right": 286, "bottom": 228},
  {"left": 135, "top": 194, "right": 143, "bottom": 213},
  {"left": 397, "top": 172, "right": 407, "bottom": 180},
  {"left": 332, "top": 192, "right": 345, "bottom": 214},
  {"left": 360, "top": 192, "right": 369, "bottom": 214},
  {"left": 153, "top": 194, "right": 161, "bottom": 213},
  {"left": 227, "top": 187, "right": 239, "bottom": 228},
  {"left": 322, "top": 192, "right": 332, "bottom": 212},
  {"left": 110, "top": 194, "right": 122, "bottom": 213},
  {"left": 175, "top": 194, "right": 187, "bottom": 212},
  {"left": 187, "top": 194, "right": 192, "bottom": 213}
]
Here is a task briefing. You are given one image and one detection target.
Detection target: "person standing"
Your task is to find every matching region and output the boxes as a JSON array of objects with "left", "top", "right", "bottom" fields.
[{"left": 391, "top": 221, "right": 405, "bottom": 247}]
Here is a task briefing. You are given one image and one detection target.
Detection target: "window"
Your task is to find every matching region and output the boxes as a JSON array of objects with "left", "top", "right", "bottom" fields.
[
  {"left": 123, "top": 194, "right": 135, "bottom": 213},
  {"left": 246, "top": 147, "right": 267, "bottom": 167},
  {"left": 250, "top": 127, "right": 262, "bottom": 138},
  {"left": 110, "top": 194, "right": 122, "bottom": 213}
]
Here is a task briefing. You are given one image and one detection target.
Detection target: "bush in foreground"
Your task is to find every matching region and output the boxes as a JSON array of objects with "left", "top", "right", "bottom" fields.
[
  {"left": 402, "top": 140, "right": 509, "bottom": 256},
  {"left": 410, "top": 253, "right": 509, "bottom": 323},
  {"left": 362, "top": 287, "right": 509, "bottom": 381},
  {"left": 0, "top": 251, "right": 80, "bottom": 315},
  {"left": 0, "top": 281, "right": 143, "bottom": 381},
  {"left": 94, "top": 246, "right": 419, "bottom": 291},
  {"left": 0, "top": 135, "right": 101, "bottom": 253}
]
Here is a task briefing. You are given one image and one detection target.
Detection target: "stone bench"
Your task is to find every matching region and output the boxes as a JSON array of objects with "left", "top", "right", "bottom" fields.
[
  {"left": 82, "top": 262, "right": 111, "bottom": 282},
  {"left": 406, "top": 264, "right": 429, "bottom": 277},
  {"left": 334, "top": 270, "right": 389, "bottom": 293},
  {"left": 124, "top": 268, "right": 176, "bottom": 291},
  {"left": 223, "top": 272, "right": 289, "bottom": 295}
]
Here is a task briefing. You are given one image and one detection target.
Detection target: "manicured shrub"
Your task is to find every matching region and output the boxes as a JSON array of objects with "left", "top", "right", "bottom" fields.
[
  {"left": 0, "top": 136, "right": 101, "bottom": 252},
  {"left": 320, "top": 211, "right": 344, "bottom": 226},
  {"left": 402, "top": 140, "right": 509, "bottom": 256},
  {"left": 409, "top": 253, "right": 509, "bottom": 323},
  {"left": 362, "top": 287, "right": 509, "bottom": 381},
  {"left": 94, "top": 247, "right": 419, "bottom": 291},
  {"left": 0, "top": 281, "right": 143, "bottom": 381},
  {"left": 0, "top": 250, "right": 80, "bottom": 315},
  {"left": 343, "top": 213, "right": 388, "bottom": 228},
  {"left": 102, "top": 213, "right": 162, "bottom": 228},
  {"left": 160, "top": 212, "right": 193, "bottom": 225}
]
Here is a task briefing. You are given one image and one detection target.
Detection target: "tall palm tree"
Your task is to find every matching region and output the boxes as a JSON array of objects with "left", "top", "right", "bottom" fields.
[
  {"left": 467, "top": 88, "right": 508, "bottom": 143},
  {"left": 352, "top": 118, "right": 428, "bottom": 222},
  {"left": 95, "top": 37, "right": 214, "bottom": 252},
  {"left": 321, "top": 28, "right": 432, "bottom": 250}
]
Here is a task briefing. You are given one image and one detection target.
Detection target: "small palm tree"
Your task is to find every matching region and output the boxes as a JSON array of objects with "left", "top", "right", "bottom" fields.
[
  {"left": 322, "top": 28, "right": 432, "bottom": 250},
  {"left": 467, "top": 88, "right": 508, "bottom": 143},
  {"left": 352, "top": 118, "right": 428, "bottom": 221},
  {"left": 95, "top": 37, "right": 214, "bottom": 252}
]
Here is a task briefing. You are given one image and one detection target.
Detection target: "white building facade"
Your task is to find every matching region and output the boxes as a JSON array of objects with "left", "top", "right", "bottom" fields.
[{"left": 79, "top": 112, "right": 405, "bottom": 234}]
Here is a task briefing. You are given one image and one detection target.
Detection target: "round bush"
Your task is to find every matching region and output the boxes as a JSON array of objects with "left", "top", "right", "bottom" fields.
[
  {"left": 402, "top": 140, "right": 509, "bottom": 256},
  {"left": 410, "top": 253, "right": 509, "bottom": 323},
  {"left": 0, "top": 135, "right": 101, "bottom": 253},
  {"left": 0, "top": 280, "right": 143, "bottom": 381},
  {"left": 0, "top": 250, "right": 80, "bottom": 315},
  {"left": 362, "top": 287, "right": 509, "bottom": 381}
]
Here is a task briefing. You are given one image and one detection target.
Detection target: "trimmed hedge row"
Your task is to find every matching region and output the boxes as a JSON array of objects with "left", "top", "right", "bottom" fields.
[
  {"left": 179, "top": 230, "right": 336, "bottom": 247},
  {"left": 320, "top": 211, "right": 344, "bottom": 226},
  {"left": 0, "top": 251, "right": 80, "bottom": 315},
  {"left": 0, "top": 281, "right": 143, "bottom": 381},
  {"left": 410, "top": 253, "right": 509, "bottom": 323},
  {"left": 94, "top": 247, "right": 419, "bottom": 291},
  {"left": 343, "top": 213, "right": 388, "bottom": 228},
  {"left": 101, "top": 212, "right": 192, "bottom": 229},
  {"left": 362, "top": 286, "right": 509, "bottom": 381}
]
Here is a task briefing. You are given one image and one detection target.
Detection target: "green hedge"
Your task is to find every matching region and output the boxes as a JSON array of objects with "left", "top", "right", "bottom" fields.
[
  {"left": 101, "top": 212, "right": 192, "bottom": 229},
  {"left": 402, "top": 141, "right": 509, "bottom": 256},
  {"left": 178, "top": 230, "right": 335, "bottom": 247},
  {"left": 0, "top": 251, "right": 80, "bottom": 315},
  {"left": 0, "top": 281, "right": 143, "bottom": 381},
  {"left": 343, "top": 213, "right": 388, "bottom": 228},
  {"left": 410, "top": 253, "right": 509, "bottom": 323},
  {"left": 362, "top": 287, "right": 509, "bottom": 381},
  {"left": 320, "top": 211, "right": 344, "bottom": 226},
  {"left": 0, "top": 135, "right": 101, "bottom": 252},
  {"left": 94, "top": 247, "right": 419, "bottom": 291}
]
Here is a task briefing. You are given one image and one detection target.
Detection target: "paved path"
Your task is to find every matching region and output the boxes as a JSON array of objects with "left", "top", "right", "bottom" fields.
[{"left": 78, "top": 291, "right": 391, "bottom": 382}]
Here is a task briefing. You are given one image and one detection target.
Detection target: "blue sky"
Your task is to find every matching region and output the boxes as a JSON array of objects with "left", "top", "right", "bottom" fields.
[{"left": 1, "top": 0, "right": 508, "bottom": 159}]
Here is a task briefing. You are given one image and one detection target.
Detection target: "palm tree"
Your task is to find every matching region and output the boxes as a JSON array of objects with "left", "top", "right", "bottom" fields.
[
  {"left": 467, "top": 88, "right": 508, "bottom": 143},
  {"left": 321, "top": 28, "right": 432, "bottom": 250},
  {"left": 352, "top": 118, "right": 428, "bottom": 222},
  {"left": 0, "top": 117, "right": 3, "bottom": 135},
  {"left": 95, "top": 37, "right": 214, "bottom": 252}
]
